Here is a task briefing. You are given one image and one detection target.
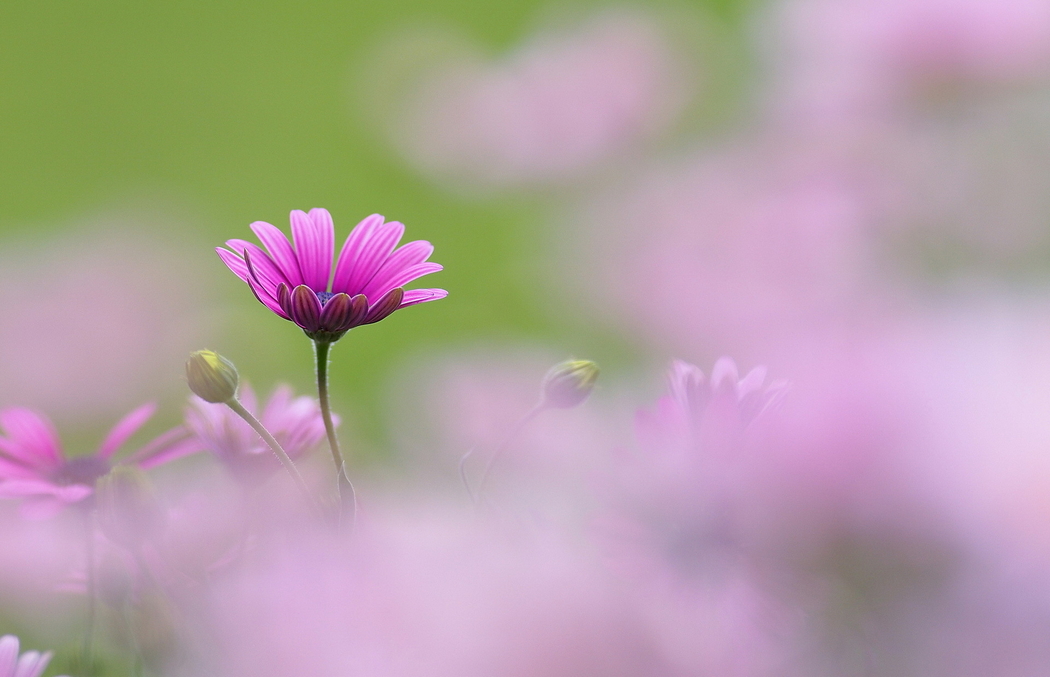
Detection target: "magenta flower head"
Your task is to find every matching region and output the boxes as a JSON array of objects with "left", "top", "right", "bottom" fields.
[
  {"left": 0, "top": 404, "right": 192, "bottom": 519},
  {"left": 216, "top": 209, "right": 447, "bottom": 342}
]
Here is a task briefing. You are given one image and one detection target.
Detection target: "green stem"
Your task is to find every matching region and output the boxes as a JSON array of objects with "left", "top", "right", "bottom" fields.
[
  {"left": 314, "top": 339, "right": 357, "bottom": 523},
  {"left": 225, "top": 398, "right": 317, "bottom": 512}
]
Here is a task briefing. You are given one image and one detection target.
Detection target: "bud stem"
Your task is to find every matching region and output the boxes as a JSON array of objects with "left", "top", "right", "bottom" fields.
[
  {"left": 224, "top": 398, "right": 317, "bottom": 513},
  {"left": 313, "top": 339, "right": 357, "bottom": 526},
  {"left": 464, "top": 402, "right": 546, "bottom": 504}
]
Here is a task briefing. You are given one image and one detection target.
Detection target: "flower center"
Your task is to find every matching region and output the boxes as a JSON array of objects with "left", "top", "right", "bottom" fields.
[
  {"left": 315, "top": 291, "right": 335, "bottom": 306},
  {"left": 52, "top": 456, "right": 112, "bottom": 486}
]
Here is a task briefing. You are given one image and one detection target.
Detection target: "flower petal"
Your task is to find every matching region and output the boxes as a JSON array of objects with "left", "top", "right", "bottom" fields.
[
  {"left": 0, "top": 409, "right": 63, "bottom": 469},
  {"left": 399, "top": 288, "right": 448, "bottom": 307},
  {"left": 332, "top": 216, "right": 405, "bottom": 295},
  {"left": 362, "top": 287, "right": 404, "bottom": 325},
  {"left": 359, "top": 240, "right": 434, "bottom": 299},
  {"left": 277, "top": 283, "right": 293, "bottom": 317},
  {"left": 291, "top": 209, "right": 334, "bottom": 292},
  {"left": 97, "top": 402, "right": 156, "bottom": 459},
  {"left": 234, "top": 241, "right": 287, "bottom": 295},
  {"left": 215, "top": 247, "right": 250, "bottom": 282},
  {"left": 290, "top": 285, "right": 322, "bottom": 332},
  {"left": 362, "top": 262, "right": 443, "bottom": 303},
  {"left": 0, "top": 636, "right": 19, "bottom": 677},
  {"left": 318, "top": 293, "right": 352, "bottom": 332},
  {"left": 250, "top": 221, "right": 304, "bottom": 287},
  {"left": 14, "top": 649, "right": 52, "bottom": 677},
  {"left": 245, "top": 268, "right": 291, "bottom": 320}
]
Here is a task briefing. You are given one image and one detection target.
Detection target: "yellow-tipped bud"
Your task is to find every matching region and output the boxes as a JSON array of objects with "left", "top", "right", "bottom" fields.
[
  {"left": 185, "top": 349, "right": 239, "bottom": 403},
  {"left": 541, "top": 359, "right": 600, "bottom": 409},
  {"left": 96, "top": 466, "right": 167, "bottom": 549}
]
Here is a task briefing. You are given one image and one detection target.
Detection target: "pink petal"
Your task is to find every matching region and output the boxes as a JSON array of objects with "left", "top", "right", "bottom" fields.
[
  {"left": 13, "top": 650, "right": 51, "bottom": 677},
  {"left": 359, "top": 239, "right": 436, "bottom": 299},
  {"left": 318, "top": 292, "right": 353, "bottom": 331},
  {"left": 246, "top": 275, "right": 291, "bottom": 319},
  {"left": 710, "top": 357, "right": 740, "bottom": 395},
  {"left": 399, "top": 288, "right": 448, "bottom": 307},
  {"left": 290, "top": 285, "right": 322, "bottom": 332},
  {"left": 0, "top": 636, "right": 18, "bottom": 676},
  {"left": 362, "top": 262, "right": 443, "bottom": 303},
  {"left": 215, "top": 247, "right": 250, "bottom": 282},
  {"left": 0, "top": 479, "right": 92, "bottom": 501},
  {"left": 250, "top": 221, "right": 304, "bottom": 287},
  {"left": 136, "top": 437, "right": 205, "bottom": 471},
  {"left": 232, "top": 240, "right": 287, "bottom": 294},
  {"left": 239, "top": 382, "right": 259, "bottom": 414},
  {"left": 362, "top": 287, "right": 404, "bottom": 325},
  {"left": 18, "top": 498, "right": 67, "bottom": 521},
  {"left": 97, "top": 402, "right": 156, "bottom": 459},
  {"left": 291, "top": 209, "right": 334, "bottom": 292},
  {"left": 127, "top": 426, "right": 195, "bottom": 468},
  {"left": 0, "top": 456, "right": 36, "bottom": 481},
  {"left": 332, "top": 216, "right": 405, "bottom": 295},
  {"left": 0, "top": 408, "right": 63, "bottom": 468}
]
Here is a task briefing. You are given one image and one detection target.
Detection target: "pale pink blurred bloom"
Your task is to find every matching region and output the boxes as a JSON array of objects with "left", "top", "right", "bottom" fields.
[
  {"left": 0, "top": 219, "right": 216, "bottom": 421},
  {"left": 390, "top": 350, "right": 628, "bottom": 517},
  {"left": 203, "top": 508, "right": 661, "bottom": 677},
  {"left": 637, "top": 358, "right": 786, "bottom": 450},
  {"left": 895, "top": 296, "right": 1050, "bottom": 575},
  {"left": 0, "top": 635, "right": 65, "bottom": 677},
  {"left": 764, "top": 0, "right": 1050, "bottom": 123},
  {"left": 566, "top": 141, "right": 879, "bottom": 353},
  {"left": 875, "top": 91, "right": 1050, "bottom": 263},
  {"left": 379, "top": 8, "right": 694, "bottom": 188},
  {"left": 0, "top": 507, "right": 83, "bottom": 609},
  {"left": 161, "top": 383, "right": 330, "bottom": 486},
  {"left": 0, "top": 404, "right": 189, "bottom": 519}
]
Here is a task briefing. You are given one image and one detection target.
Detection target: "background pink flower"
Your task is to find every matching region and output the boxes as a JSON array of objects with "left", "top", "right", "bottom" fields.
[{"left": 369, "top": 8, "right": 697, "bottom": 188}]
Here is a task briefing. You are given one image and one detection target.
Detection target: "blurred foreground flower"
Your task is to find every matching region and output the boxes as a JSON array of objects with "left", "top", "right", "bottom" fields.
[
  {"left": 217, "top": 208, "right": 445, "bottom": 342},
  {"left": 0, "top": 635, "right": 64, "bottom": 677},
  {"left": 179, "top": 383, "right": 331, "bottom": 487},
  {"left": 0, "top": 404, "right": 190, "bottom": 519}
]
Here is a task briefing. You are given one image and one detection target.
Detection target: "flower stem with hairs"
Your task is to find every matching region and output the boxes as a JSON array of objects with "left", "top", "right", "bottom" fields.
[
  {"left": 314, "top": 339, "right": 357, "bottom": 524},
  {"left": 224, "top": 398, "right": 317, "bottom": 513}
]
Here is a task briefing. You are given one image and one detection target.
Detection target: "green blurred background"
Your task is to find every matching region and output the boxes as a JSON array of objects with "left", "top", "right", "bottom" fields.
[{"left": 0, "top": 0, "right": 748, "bottom": 454}]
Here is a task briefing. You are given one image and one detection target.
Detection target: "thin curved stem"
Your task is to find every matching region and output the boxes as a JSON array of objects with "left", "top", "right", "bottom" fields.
[
  {"left": 471, "top": 403, "right": 546, "bottom": 503},
  {"left": 313, "top": 339, "right": 357, "bottom": 524},
  {"left": 225, "top": 398, "right": 317, "bottom": 513},
  {"left": 82, "top": 509, "right": 96, "bottom": 668}
]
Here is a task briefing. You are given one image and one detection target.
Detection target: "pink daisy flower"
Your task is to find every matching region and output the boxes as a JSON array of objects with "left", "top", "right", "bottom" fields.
[
  {"left": 216, "top": 208, "right": 447, "bottom": 342},
  {"left": 176, "top": 383, "right": 331, "bottom": 486},
  {"left": 0, "top": 404, "right": 191, "bottom": 519},
  {"left": 0, "top": 635, "right": 65, "bottom": 677}
]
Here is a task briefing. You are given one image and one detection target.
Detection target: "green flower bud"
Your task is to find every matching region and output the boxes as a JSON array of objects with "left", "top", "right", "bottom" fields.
[
  {"left": 185, "top": 349, "right": 239, "bottom": 403},
  {"left": 541, "top": 359, "right": 599, "bottom": 409},
  {"left": 96, "top": 466, "right": 167, "bottom": 550}
]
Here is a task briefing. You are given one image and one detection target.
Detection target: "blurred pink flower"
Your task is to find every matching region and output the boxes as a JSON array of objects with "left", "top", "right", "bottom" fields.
[
  {"left": 377, "top": 8, "right": 694, "bottom": 187},
  {"left": 204, "top": 509, "right": 660, "bottom": 677},
  {"left": 638, "top": 358, "right": 786, "bottom": 448},
  {"left": 0, "top": 220, "right": 217, "bottom": 421},
  {"left": 168, "top": 383, "right": 330, "bottom": 486},
  {"left": 566, "top": 141, "right": 879, "bottom": 353},
  {"left": 0, "top": 635, "right": 63, "bottom": 677},
  {"left": 765, "top": 0, "right": 1050, "bottom": 122},
  {"left": 0, "top": 404, "right": 189, "bottom": 519},
  {"left": 217, "top": 208, "right": 445, "bottom": 342}
]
